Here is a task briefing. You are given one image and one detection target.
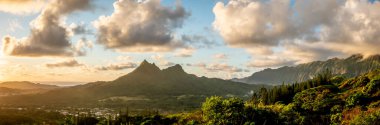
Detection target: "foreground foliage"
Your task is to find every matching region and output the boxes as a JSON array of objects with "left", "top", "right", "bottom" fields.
[{"left": 2, "top": 69, "right": 380, "bottom": 125}]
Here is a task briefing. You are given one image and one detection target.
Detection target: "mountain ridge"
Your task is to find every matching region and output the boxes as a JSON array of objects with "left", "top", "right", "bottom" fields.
[
  {"left": 0, "top": 61, "right": 266, "bottom": 111},
  {"left": 235, "top": 54, "right": 380, "bottom": 85},
  {"left": 0, "top": 81, "right": 59, "bottom": 90}
]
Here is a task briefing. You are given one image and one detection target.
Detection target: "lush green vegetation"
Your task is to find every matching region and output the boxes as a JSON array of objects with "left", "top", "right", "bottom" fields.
[
  {"left": 145, "top": 69, "right": 380, "bottom": 125},
  {"left": 2, "top": 69, "right": 380, "bottom": 125},
  {"left": 0, "top": 108, "right": 63, "bottom": 124}
]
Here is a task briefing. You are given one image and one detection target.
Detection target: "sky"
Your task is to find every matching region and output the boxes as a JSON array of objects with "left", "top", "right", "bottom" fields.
[{"left": 0, "top": 0, "right": 380, "bottom": 85}]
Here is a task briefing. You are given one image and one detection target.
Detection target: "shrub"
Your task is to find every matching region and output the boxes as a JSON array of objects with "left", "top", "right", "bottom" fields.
[
  {"left": 350, "top": 110, "right": 380, "bottom": 125},
  {"left": 201, "top": 96, "right": 244, "bottom": 125},
  {"left": 354, "top": 77, "right": 370, "bottom": 88},
  {"left": 345, "top": 92, "right": 369, "bottom": 108},
  {"left": 293, "top": 86, "right": 339, "bottom": 113},
  {"left": 330, "top": 113, "right": 342, "bottom": 125},
  {"left": 362, "top": 77, "right": 380, "bottom": 95},
  {"left": 331, "top": 105, "right": 343, "bottom": 113},
  {"left": 331, "top": 76, "right": 346, "bottom": 85}
]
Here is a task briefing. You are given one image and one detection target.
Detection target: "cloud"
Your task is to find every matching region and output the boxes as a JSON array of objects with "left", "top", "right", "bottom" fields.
[
  {"left": 213, "top": 53, "right": 227, "bottom": 59},
  {"left": 73, "top": 37, "right": 93, "bottom": 56},
  {"left": 181, "top": 34, "right": 219, "bottom": 48},
  {"left": 6, "top": 19, "right": 23, "bottom": 32},
  {"left": 0, "top": 0, "right": 46, "bottom": 15},
  {"left": 247, "top": 57, "right": 296, "bottom": 68},
  {"left": 93, "top": 0, "right": 189, "bottom": 52},
  {"left": 162, "top": 61, "right": 176, "bottom": 67},
  {"left": 213, "top": 0, "right": 380, "bottom": 67},
  {"left": 151, "top": 54, "right": 164, "bottom": 61},
  {"left": 46, "top": 59, "right": 84, "bottom": 68},
  {"left": 96, "top": 62, "right": 137, "bottom": 71},
  {"left": 2, "top": 0, "right": 93, "bottom": 57},
  {"left": 206, "top": 63, "right": 246, "bottom": 73},
  {"left": 69, "top": 23, "right": 92, "bottom": 35},
  {"left": 174, "top": 48, "right": 195, "bottom": 57},
  {"left": 192, "top": 62, "right": 248, "bottom": 73},
  {"left": 117, "top": 55, "right": 133, "bottom": 61},
  {"left": 191, "top": 62, "right": 207, "bottom": 68}
]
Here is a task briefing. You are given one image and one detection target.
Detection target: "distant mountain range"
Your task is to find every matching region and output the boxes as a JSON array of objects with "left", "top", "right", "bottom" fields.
[
  {"left": 0, "top": 81, "right": 59, "bottom": 96},
  {"left": 234, "top": 54, "right": 380, "bottom": 85},
  {"left": 0, "top": 81, "right": 59, "bottom": 90},
  {"left": 0, "top": 60, "right": 265, "bottom": 111}
]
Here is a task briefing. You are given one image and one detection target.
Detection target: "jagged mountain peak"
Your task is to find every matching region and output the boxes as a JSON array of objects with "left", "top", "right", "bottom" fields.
[
  {"left": 130, "top": 60, "right": 161, "bottom": 74},
  {"left": 346, "top": 54, "right": 364, "bottom": 60},
  {"left": 163, "top": 64, "right": 185, "bottom": 73}
]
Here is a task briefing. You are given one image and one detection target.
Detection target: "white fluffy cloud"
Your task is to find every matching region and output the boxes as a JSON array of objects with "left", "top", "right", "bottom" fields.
[
  {"left": 2, "top": 0, "right": 93, "bottom": 57},
  {"left": 93, "top": 0, "right": 189, "bottom": 52},
  {"left": 213, "top": 0, "right": 380, "bottom": 67}
]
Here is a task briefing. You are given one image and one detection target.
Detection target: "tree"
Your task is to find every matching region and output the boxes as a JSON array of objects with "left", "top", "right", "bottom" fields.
[{"left": 201, "top": 96, "right": 245, "bottom": 125}]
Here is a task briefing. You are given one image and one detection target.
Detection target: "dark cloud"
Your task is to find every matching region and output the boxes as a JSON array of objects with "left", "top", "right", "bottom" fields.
[
  {"left": 93, "top": 0, "right": 189, "bottom": 52},
  {"left": 46, "top": 59, "right": 84, "bottom": 68},
  {"left": 181, "top": 34, "right": 219, "bottom": 48},
  {"left": 2, "top": 0, "right": 93, "bottom": 57},
  {"left": 96, "top": 62, "right": 137, "bottom": 71},
  {"left": 70, "top": 23, "right": 93, "bottom": 35}
]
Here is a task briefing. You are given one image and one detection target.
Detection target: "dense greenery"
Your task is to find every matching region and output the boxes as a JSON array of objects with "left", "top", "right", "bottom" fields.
[
  {"left": 0, "top": 108, "right": 63, "bottom": 124},
  {"left": 188, "top": 69, "right": 380, "bottom": 125},
  {"left": 1, "top": 68, "right": 380, "bottom": 124}
]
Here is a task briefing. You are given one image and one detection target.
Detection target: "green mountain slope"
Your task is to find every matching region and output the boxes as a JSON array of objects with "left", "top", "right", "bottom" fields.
[
  {"left": 237, "top": 54, "right": 380, "bottom": 85},
  {"left": 0, "top": 61, "right": 265, "bottom": 111}
]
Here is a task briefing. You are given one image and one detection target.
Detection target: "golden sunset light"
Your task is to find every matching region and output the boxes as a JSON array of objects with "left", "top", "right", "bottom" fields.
[{"left": 0, "top": 0, "right": 379, "bottom": 124}]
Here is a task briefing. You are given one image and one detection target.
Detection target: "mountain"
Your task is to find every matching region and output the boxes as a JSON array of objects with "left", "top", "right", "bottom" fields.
[
  {"left": 0, "top": 87, "right": 22, "bottom": 96},
  {"left": 0, "top": 60, "right": 266, "bottom": 111},
  {"left": 236, "top": 54, "right": 380, "bottom": 85},
  {"left": 0, "top": 81, "right": 59, "bottom": 96},
  {"left": 0, "top": 81, "right": 59, "bottom": 90}
]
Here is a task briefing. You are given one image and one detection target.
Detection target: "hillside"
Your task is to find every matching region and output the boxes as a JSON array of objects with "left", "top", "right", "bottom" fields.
[
  {"left": 236, "top": 54, "right": 380, "bottom": 85},
  {"left": 0, "top": 81, "right": 59, "bottom": 96},
  {"left": 0, "top": 81, "right": 59, "bottom": 90},
  {"left": 149, "top": 68, "right": 380, "bottom": 125},
  {"left": 0, "top": 60, "right": 266, "bottom": 111},
  {"left": 0, "top": 87, "right": 22, "bottom": 96},
  {"left": 1, "top": 68, "right": 379, "bottom": 124}
]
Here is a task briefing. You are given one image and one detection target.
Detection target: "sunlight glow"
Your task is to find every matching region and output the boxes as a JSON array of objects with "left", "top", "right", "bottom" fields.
[{"left": 0, "top": 51, "right": 5, "bottom": 65}]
